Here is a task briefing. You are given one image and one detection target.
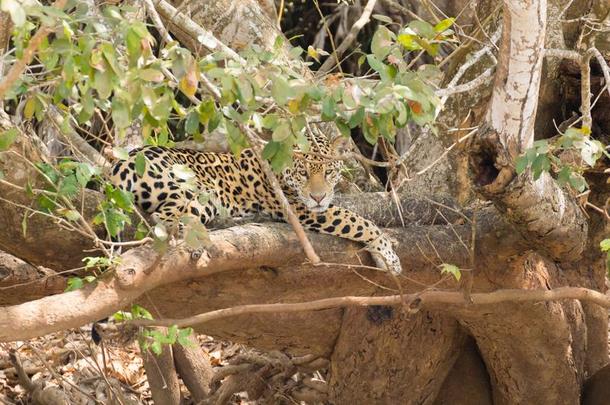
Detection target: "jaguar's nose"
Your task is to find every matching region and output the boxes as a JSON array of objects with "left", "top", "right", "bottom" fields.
[{"left": 310, "top": 193, "right": 326, "bottom": 203}]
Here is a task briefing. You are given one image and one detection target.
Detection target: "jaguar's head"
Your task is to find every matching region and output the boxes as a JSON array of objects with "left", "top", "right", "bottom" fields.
[{"left": 283, "top": 135, "right": 349, "bottom": 212}]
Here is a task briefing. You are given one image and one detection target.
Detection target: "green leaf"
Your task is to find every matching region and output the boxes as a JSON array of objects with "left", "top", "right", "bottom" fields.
[
  {"left": 108, "top": 186, "right": 134, "bottom": 211},
  {"left": 271, "top": 75, "right": 293, "bottom": 105},
  {"left": 65, "top": 277, "right": 84, "bottom": 292},
  {"left": 262, "top": 114, "right": 279, "bottom": 130},
  {"left": 348, "top": 107, "right": 365, "bottom": 129},
  {"left": 515, "top": 155, "right": 529, "bottom": 174},
  {"left": 372, "top": 14, "right": 393, "bottom": 24},
  {"left": 76, "top": 163, "right": 97, "bottom": 187},
  {"left": 99, "top": 207, "right": 131, "bottom": 237},
  {"left": 270, "top": 142, "right": 293, "bottom": 172},
  {"left": 371, "top": 26, "right": 394, "bottom": 60},
  {"left": 135, "top": 221, "right": 149, "bottom": 240},
  {"left": 262, "top": 141, "right": 280, "bottom": 160},
  {"left": 1, "top": 0, "right": 26, "bottom": 26},
  {"left": 139, "top": 68, "right": 164, "bottom": 82},
  {"left": 434, "top": 18, "right": 455, "bottom": 33},
  {"left": 83, "top": 256, "right": 115, "bottom": 269},
  {"left": 185, "top": 111, "right": 200, "bottom": 135},
  {"left": 335, "top": 119, "right": 351, "bottom": 138},
  {"left": 272, "top": 120, "right": 292, "bottom": 142},
  {"left": 153, "top": 223, "right": 168, "bottom": 241},
  {"left": 273, "top": 35, "right": 285, "bottom": 50},
  {"left": 135, "top": 152, "right": 146, "bottom": 177},
  {"left": 0, "top": 128, "right": 18, "bottom": 151},
  {"left": 149, "top": 340, "right": 162, "bottom": 355},
  {"left": 409, "top": 20, "right": 436, "bottom": 39},
  {"left": 131, "top": 304, "right": 153, "bottom": 320},
  {"left": 321, "top": 96, "right": 336, "bottom": 121},
  {"left": 397, "top": 33, "right": 420, "bottom": 51},
  {"left": 37, "top": 195, "right": 57, "bottom": 212},
  {"left": 58, "top": 174, "right": 80, "bottom": 198},
  {"left": 366, "top": 54, "right": 390, "bottom": 82},
  {"left": 307, "top": 45, "right": 320, "bottom": 63},
  {"left": 177, "top": 327, "right": 194, "bottom": 347},
  {"left": 92, "top": 68, "right": 113, "bottom": 100},
  {"left": 557, "top": 166, "right": 571, "bottom": 185},
  {"left": 60, "top": 209, "right": 81, "bottom": 221},
  {"left": 568, "top": 173, "right": 587, "bottom": 192},
  {"left": 111, "top": 97, "right": 130, "bottom": 129},
  {"left": 600, "top": 239, "right": 610, "bottom": 252},
  {"left": 172, "top": 164, "right": 196, "bottom": 181},
  {"left": 184, "top": 220, "right": 209, "bottom": 248},
  {"left": 225, "top": 121, "right": 248, "bottom": 155},
  {"left": 579, "top": 138, "right": 603, "bottom": 167},
  {"left": 113, "top": 147, "right": 130, "bottom": 160},
  {"left": 531, "top": 154, "right": 550, "bottom": 180},
  {"left": 440, "top": 263, "right": 461, "bottom": 281},
  {"left": 23, "top": 97, "right": 36, "bottom": 119}
]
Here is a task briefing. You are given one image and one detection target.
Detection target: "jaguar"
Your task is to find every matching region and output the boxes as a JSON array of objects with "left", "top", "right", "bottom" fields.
[{"left": 109, "top": 128, "right": 402, "bottom": 274}]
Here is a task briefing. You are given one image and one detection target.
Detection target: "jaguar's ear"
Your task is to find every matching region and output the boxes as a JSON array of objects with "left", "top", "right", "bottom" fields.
[{"left": 330, "top": 135, "right": 351, "bottom": 155}]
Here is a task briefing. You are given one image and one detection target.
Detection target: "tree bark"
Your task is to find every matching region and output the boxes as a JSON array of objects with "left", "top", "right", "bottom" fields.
[
  {"left": 172, "top": 335, "right": 213, "bottom": 402},
  {"left": 142, "top": 339, "right": 181, "bottom": 405}
]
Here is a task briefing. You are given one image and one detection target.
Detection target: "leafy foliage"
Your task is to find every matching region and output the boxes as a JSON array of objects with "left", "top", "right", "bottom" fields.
[
  {"left": 0, "top": 2, "right": 450, "bottom": 248},
  {"left": 439, "top": 263, "right": 461, "bottom": 281},
  {"left": 515, "top": 127, "right": 608, "bottom": 192}
]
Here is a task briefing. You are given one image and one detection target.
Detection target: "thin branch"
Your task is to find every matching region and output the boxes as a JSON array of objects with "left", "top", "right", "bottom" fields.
[
  {"left": 313, "top": 0, "right": 344, "bottom": 75},
  {"left": 438, "top": 27, "right": 501, "bottom": 106},
  {"left": 199, "top": 74, "right": 320, "bottom": 264},
  {"left": 152, "top": 0, "right": 245, "bottom": 65},
  {"left": 545, "top": 47, "right": 610, "bottom": 99},
  {"left": 581, "top": 49, "right": 593, "bottom": 128},
  {"left": 46, "top": 106, "right": 110, "bottom": 169},
  {"left": 130, "top": 286, "right": 610, "bottom": 328},
  {"left": 317, "top": 0, "right": 377, "bottom": 75},
  {"left": 412, "top": 127, "right": 477, "bottom": 178},
  {"left": 144, "top": 0, "right": 173, "bottom": 44},
  {"left": 435, "top": 66, "right": 494, "bottom": 98},
  {"left": 0, "top": 0, "right": 68, "bottom": 100}
]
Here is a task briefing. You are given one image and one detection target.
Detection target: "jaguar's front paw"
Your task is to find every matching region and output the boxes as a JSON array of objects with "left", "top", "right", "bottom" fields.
[{"left": 366, "top": 237, "right": 402, "bottom": 275}]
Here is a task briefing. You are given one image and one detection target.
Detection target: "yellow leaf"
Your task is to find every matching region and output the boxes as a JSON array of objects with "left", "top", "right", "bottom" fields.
[
  {"left": 23, "top": 97, "right": 36, "bottom": 119},
  {"left": 287, "top": 99, "right": 300, "bottom": 114},
  {"left": 179, "top": 62, "right": 199, "bottom": 97},
  {"left": 307, "top": 45, "right": 320, "bottom": 63}
]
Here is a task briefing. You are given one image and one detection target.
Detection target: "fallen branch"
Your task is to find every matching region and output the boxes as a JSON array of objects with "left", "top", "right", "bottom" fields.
[{"left": 129, "top": 286, "right": 610, "bottom": 328}]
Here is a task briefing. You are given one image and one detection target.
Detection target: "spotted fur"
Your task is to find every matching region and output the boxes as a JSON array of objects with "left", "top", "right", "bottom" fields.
[{"left": 109, "top": 132, "right": 402, "bottom": 274}]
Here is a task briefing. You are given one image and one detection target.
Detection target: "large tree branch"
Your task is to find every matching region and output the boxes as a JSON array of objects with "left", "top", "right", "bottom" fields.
[{"left": 0, "top": 205, "right": 528, "bottom": 342}]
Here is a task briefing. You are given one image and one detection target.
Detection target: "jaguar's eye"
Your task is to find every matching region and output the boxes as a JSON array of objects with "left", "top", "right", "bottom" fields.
[
  {"left": 325, "top": 169, "right": 334, "bottom": 176},
  {"left": 298, "top": 169, "right": 308, "bottom": 177}
]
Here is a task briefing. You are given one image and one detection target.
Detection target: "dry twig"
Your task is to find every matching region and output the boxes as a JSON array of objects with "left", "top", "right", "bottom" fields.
[{"left": 317, "top": 0, "right": 378, "bottom": 74}]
